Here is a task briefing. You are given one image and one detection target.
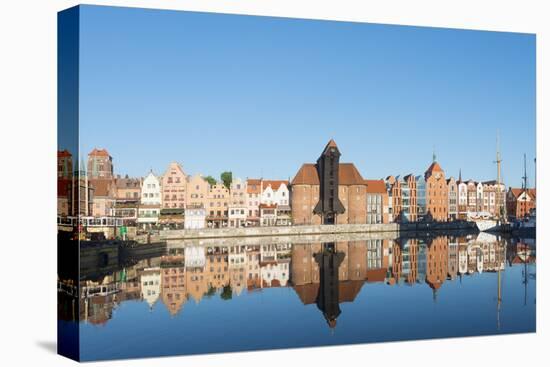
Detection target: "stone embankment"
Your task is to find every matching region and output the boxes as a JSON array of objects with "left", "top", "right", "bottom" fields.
[{"left": 136, "top": 221, "right": 477, "bottom": 244}]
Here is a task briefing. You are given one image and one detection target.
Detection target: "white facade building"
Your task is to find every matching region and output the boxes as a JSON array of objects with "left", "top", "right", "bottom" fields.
[
  {"left": 260, "top": 260, "right": 290, "bottom": 287},
  {"left": 259, "top": 244, "right": 291, "bottom": 287},
  {"left": 138, "top": 171, "right": 162, "bottom": 228},
  {"left": 228, "top": 206, "right": 247, "bottom": 228},
  {"left": 141, "top": 171, "right": 162, "bottom": 205},
  {"left": 228, "top": 245, "right": 248, "bottom": 295},
  {"left": 476, "top": 182, "right": 484, "bottom": 212},
  {"left": 260, "top": 181, "right": 290, "bottom": 206},
  {"left": 140, "top": 268, "right": 161, "bottom": 309},
  {"left": 184, "top": 246, "right": 206, "bottom": 268},
  {"left": 229, "top": 178, "right": 248, "bottom": 227},
  {"left": 184, "top": 205, "right": 206, "bottom": 229},
  {"left": 259, "top": 180, "right": 291, "bottom": 225}
]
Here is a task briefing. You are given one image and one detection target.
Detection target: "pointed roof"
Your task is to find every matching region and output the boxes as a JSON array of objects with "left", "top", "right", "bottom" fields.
[
  {"left": 262, "top": 180, "right": 289, "bottom": 191},
  {"left": 509, "top": 188, "right": 536, "bottom": 200},
  {"left": 79, "top": 158, "right": 87, "bottom": 176},
  {"left": 321, "top": 139, "right": 340, "bottom": 155},
  {"left": 425, "top": 161, "right": 443, "bottom": 174},
  {"left": 326, "top": 139, "right": 338, "bottom": 149},
  {"left": 164, "top": 161, "right": 186, "bottom": 177}
]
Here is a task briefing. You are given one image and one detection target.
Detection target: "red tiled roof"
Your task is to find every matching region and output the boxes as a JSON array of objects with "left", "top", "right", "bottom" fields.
[
  {"left": 291, "top": 163, "right": 366, "bottom": 186},
  {"left": 426, "top": 279, "right": 443, "bottom": 290},
  {"left": 425, "top": 161, "right": 443, "bottom": 173},
  {"left": 339, "top": 163, "right": 365, "bottom": 185},
  {"left": 366, "top": 268, "right": 386, "bottom": 283},
  {"left": 509, "top": 188, "right": 536, "bottom": 199},
  {"left": 364, "top": 179, "right": 386, "bottom": 194},
  {"left": 339, "top": 280, "right": 364, "bottom": 302},
  {"left": 291, "top": 164, "right": 319, "bottom": 185},
  {"left": 89, "top": 148, "right": 111, "bottom": 157},
  {"left": 262, "top": 180, "right": 289, "bottom": 191},
  {"left": 57, "top": 150, "right": 72, "bottom": 158},
  {"left": 292, "top": 283, "right": 320, "bottom": 305},
  {"left": 247, "top": 179, "right": 262, "bottom": 194}
]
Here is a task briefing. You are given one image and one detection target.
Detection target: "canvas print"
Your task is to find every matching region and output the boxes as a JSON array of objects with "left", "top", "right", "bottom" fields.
[{"left": 57, "top": 5, "right": 536, "bottom": 362}]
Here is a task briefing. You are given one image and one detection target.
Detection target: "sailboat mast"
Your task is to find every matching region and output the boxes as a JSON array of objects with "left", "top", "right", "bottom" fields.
[
  {"left": 522, "top": 153, "right": 527, "bottom": 191},
  {"left": 495, "top": 132, "right": 503, "bottom": 221}
]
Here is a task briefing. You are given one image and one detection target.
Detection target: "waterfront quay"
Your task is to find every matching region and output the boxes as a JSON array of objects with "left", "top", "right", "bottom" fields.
[
  {"left": 57, "top": 140, "right": 536, "bottom": 241},
  {"left": 139, "top": 221, "right": 477, "bottom": 243}
]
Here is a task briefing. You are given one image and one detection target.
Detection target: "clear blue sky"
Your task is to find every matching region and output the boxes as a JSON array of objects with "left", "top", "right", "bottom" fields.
[{"left": 77, "top": 5, "right": 536, "bottom": 187}]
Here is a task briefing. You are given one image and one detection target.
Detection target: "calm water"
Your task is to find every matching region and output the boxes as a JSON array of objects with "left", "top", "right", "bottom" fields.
[{"left": 58, "top": 232, "right": 536, "bottom": 361}]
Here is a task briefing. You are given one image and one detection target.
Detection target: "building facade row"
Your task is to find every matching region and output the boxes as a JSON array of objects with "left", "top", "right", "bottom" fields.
[{"left": 58, "top": 143, "right": 534, "bottom": 234}]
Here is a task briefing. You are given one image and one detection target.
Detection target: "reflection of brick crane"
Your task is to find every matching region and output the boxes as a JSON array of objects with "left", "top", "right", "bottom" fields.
[{"left": 314, "top": 242, "right": 345, "bottom": 329}]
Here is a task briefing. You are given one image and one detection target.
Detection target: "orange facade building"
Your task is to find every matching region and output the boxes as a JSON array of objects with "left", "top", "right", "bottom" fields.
[{"left": 424, "top": 159, "right": 449, "bottom": 221}]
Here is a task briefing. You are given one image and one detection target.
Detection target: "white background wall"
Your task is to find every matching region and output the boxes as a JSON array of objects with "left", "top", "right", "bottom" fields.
[{"left": 0, "top": 1, "right": 548, "bottom": 367}]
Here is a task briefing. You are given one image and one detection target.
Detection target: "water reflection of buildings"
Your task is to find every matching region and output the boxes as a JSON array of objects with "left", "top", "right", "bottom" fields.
[{"left": 60, "top": 235, "right": 523, "bottom": 327}]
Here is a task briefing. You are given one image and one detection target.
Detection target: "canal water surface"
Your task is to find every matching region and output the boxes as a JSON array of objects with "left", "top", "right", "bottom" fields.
[{"left": 59, "top": 232, "right": 536, "bottom": 361}]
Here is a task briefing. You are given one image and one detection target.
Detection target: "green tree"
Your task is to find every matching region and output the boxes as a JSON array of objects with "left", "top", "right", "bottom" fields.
[
  {"left": 204, "top": 175, "right": 217, "bottom": 186},
  {"left": 220, "top": 171, "right": 233, "bottom": 189},
  {"left": 205, "top": 285, "right": 217, "bottom": 298},
  {"left": 220, "top": 285, "right": 233, "bottom": 301}
]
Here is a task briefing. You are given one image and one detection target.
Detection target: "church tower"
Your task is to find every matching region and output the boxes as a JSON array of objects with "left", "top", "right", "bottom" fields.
[{"left": 313, "top": 139, "right": 346, "bottom": 224}]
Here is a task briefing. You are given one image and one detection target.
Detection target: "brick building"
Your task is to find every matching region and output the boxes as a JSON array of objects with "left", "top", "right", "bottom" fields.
[
  {"left": 447, "top": 177, "right": 458, "bottom": 220},
  {"left": 425, "top": 236, "right": 449, "bottom": 299},
  {"left": 161, "top": 162, "right": 187, "bottom": 209},
  {"left": 246, "top": 179, "right": 262, "bottom": 225},
  {"left": 114, "top": 175, "right": 141, "bottom": 202},
  {"left": 290, "top": 140, "right": 367, "bottom": 225},
  {"left": 386, "top": 174, "right": 418, "bottom": 222},
  {"left": 87, "top": 148, "right": 113, "bottom": 179},
  {"left": 506, "top": 188, "right": 536, "bottom": 219},
  {"left": 424, "top": 158, "right": 448, "bottom": 221},
  {"left": 207, "top": 182, "right": 229, "bottom": 228},
  {"left": 186, "top": 174, "right": 209, "bottom": 209},
  {"left": 57, "top": 150, "right": 73, "bottom": 216}
]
